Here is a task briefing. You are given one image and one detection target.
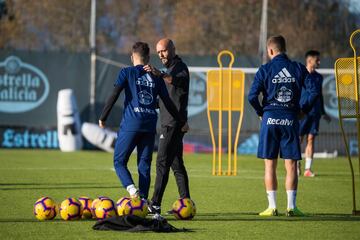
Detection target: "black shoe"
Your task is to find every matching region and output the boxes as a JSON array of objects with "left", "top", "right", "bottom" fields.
[
  {"left": 166, "top": 209, "right": 174, "bottom": 215},
  {"left": 148, "top": 204, "right": 161, "bottom": 215}
]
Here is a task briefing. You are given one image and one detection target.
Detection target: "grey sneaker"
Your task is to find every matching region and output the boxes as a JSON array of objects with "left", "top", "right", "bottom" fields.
[
  {"left": 152, "top": 213, "right": 164, "bottom": 221},
  {"left": 148, "top": 204, "right": 161, "bottom": 215}
]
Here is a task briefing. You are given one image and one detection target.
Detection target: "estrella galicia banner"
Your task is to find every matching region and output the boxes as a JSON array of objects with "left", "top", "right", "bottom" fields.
[
  {"left": 0, "top": 126, "right": 58, "bottom": 149},
  {"left": 0, "top": 50, "right": 90, "bottom": 127}
]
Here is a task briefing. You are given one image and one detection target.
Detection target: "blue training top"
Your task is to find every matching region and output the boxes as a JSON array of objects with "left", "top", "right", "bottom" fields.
[
  {"left": 248, "top": 54, "right": 318, "bottom": 116},
  {"left": 115, "top": 65, "right": 175, "bottom": 132},
  {"left": 300, "top": 70, "right": 324, "bottom": 117}
]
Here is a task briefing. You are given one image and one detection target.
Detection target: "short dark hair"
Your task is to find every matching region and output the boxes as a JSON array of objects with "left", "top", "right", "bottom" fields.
[
  {"left": 132, "top": 42, "right": 150, "bottom": 61},
  {"left": 305, "top": 50, "right": 320, "bottom": 59},
  {"left": 267, "top": 35, "right": 286, "bottom": 53}
]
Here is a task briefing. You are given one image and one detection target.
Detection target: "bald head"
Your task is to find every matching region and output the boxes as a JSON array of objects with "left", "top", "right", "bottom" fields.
[{"left": 156, "top": 38, "right": 176, "bottom": 66}]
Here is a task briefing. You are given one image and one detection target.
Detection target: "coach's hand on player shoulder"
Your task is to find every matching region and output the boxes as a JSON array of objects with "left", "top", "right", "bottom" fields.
[
  {"left": 143, "top": 65, "right": 161, "bottom": 77},
  {"left": 181, "top": 122, "right": 189, "bottom": 132},
  {"left": 323, "top": 114, "right": 331, "bottom": 123},
  {"left": 99, "top": 120, "right": 106, "bottom": 128}
]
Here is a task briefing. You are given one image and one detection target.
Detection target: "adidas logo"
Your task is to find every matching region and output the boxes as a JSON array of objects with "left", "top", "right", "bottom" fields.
[{"left": 272, "top": 68, "right": 296, "bottom": 83}]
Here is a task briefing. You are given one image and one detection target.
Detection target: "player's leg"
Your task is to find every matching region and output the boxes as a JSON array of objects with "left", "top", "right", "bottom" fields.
[
  {"left": 298, "top": 134, "right": 305, "bottom": 175},
  {"left": 259, "top": 158, "right": 279, "bottom": 216},
  {"left": 304, "top": 115, "right": 320, "bottom": 176},
  {"left": 258, "top": 112, "right": 279, "bottom": 216},
  {"left": 113, "top": 131, "right": 138, "bottom": 197},
  {"left": 304, "top": 134, "right": 315, "bottom": 177},
  {"left": 136, "top": 132, "right": 155, "bottom": 200},
  {"left": 150, "top": 126, "right": 178, "bottom": 210},
  {"left": 280, "top": 115, "right": 304, "bottom": 216},
  {"left": 298, "top": 116, "right": 310, "bottom": 177},
  {"left": 170, "top": 129, "right": 190, "bottom": 199},
  {"left": 284, "top": 159, "right": 304, "bottom": 216}
]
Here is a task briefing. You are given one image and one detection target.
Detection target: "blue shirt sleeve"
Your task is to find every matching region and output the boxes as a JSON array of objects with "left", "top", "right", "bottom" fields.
[
  {"left": 114, "top": 68, "right": 128, "bottom": 87},
  {"left": 248, "top": 67, "right": 265, "bottom": 116},
  {"left": 300, "top": 66, "right": 320, "bottom": 113}
]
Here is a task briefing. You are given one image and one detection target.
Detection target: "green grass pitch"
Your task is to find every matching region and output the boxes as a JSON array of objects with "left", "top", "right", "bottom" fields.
[{"left": 0, "top": 149, "right": 360, "bottom": 239}]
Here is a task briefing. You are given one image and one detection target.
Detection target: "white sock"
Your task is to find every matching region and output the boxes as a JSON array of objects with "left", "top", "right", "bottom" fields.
[
  {"left": 126, "top": 184, "right": 138, "bottom": 196},
  {"left": 305, "top": 157, "right": 312, "bottom": 170},
  {"left": 266, "top": 191, "right": 277, "bottom": 209},
  {"left": 287, "top": 190, "right": 297, "bottom": 209}
]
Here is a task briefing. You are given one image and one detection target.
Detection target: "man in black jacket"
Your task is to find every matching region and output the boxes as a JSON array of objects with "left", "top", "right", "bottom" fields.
[{"left": 143, "top": 38, "right": 191, "bottom": 219}]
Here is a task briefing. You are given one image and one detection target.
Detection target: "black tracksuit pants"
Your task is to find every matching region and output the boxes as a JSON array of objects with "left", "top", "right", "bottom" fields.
[{"left": 151, "top": 125, "right": 190, "bottom": 206}]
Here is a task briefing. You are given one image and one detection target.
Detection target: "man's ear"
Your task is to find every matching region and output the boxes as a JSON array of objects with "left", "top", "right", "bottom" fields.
[{"left": 130, "top": 55, "right": 134, "bottom": 64}]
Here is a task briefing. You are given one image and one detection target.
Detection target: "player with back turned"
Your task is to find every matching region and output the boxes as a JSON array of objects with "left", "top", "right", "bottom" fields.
[
  {"left": 98, "top": 42, "right": 188, "bottom": 201},
  {"left": 248, "top": 35, "right": 319, "bottom": 216}
]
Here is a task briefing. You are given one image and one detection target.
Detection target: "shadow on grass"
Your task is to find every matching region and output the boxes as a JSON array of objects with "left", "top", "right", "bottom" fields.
[
  {"left": 182, "top": 212, "right": 360, "bottom": 222},
  {"left": 0, "top": 183, "right": 121, "bottom": 191},
  {"left": 0, "top": 218, "right": 96, "bottom": 223},
  {"left": 1, "top": 212, "right": 359, "bottom": 225},
  {"left": 0, "top": 183, "right": 102, "bottom": 186}
]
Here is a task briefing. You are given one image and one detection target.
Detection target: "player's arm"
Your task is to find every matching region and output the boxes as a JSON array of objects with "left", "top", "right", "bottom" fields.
[
  {"left": 300, "top": 66, "right": 319, "bottom": 113},
  {"left": 320, "top": 95, "right": 331, "bottom": 122},
  {"left": 163, "top": 64, "right": 189, "bottom": 87},
  {"left": 158, "top": 77, "right": 188, "bottom": 131},
  {"left": 143, "top": 64, "right": 189, "bottom": 87},
  {"left": 98, "top": 69, "right": 127, "bottom": 128},
  {"left": 99, "top": 85, "right": 123, "bottom": 128},
  {"left": 248, "top": 68, "right": 265, "bottom": 117},
  {"left": 320, "top": 88, "right": 331, "bottom": 122}
]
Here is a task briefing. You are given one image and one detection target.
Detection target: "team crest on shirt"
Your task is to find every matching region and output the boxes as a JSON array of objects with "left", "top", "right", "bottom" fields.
[
  {"left": 275, "top": 86, "right": 293, "bottom": 103},
  {"left": 138, "top": 90, "right": 153, "bottom": 105},
  {"left": 136, "top": 74, "right": 154, "bottom": 105}
]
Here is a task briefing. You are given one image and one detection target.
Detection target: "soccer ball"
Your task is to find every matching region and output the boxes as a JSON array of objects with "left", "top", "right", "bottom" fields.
[
  {"left": 172, "top": 198, "right": 196, "bottom": 220},
  {"left": 59, "top": 198, "right": 83, "bottom": 220},
  {"left": 34, "top": 197, "right": 57, "bottom": 220},
  {"left": 91, "top": 196, "right": 111, "bottom": 218},
  {"left": 94, "top": 198, "right": 117, "bottom": 219},
  {"left": 122, "top": 198, "right": 148, "bottom": 218},
  {"left": 78, "top": 196, "right": 93, "bottom": 219},
  {"left": 116, "top": 197, "right": 131, "bottom": 216}
]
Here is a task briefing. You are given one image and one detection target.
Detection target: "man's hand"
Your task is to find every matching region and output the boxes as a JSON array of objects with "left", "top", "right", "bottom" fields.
[
  {"left": 181, "top": 122, "right": 189, "bottom": 132},
  {"left": 323, "top": 114, "right": 331, "bottom": 123},
  {"left": 99, "top": 120, "right": 106, "bottom": 128},
  {"left": 143, "top": 65, "right": 161, "bottom": 77},
  {"left": 298, "top": 110, "right": 305, "bottom": 120}
]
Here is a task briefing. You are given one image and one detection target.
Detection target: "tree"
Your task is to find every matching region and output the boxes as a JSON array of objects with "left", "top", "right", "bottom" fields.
[{"left": 0, "top": 0, "right": 358, "bottom": 58}]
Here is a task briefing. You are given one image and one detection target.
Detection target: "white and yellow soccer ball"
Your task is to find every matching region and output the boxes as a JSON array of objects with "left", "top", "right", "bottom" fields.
[
  {"left": 34, "top": 197, "right": 57, "bottom": 220},
  {"left": 94, "top": 198, "right": 117, "bottom": 219},
  {"left": 91, "top": 196, "right": 111, "bottom": 218},
  {"left": 116, "top": 197, "right": 131, "bottom": 216},
  {"left": 122, "top": 198, "right": 148, "bottom": 218},
  {"left": 78, "top": 196, "right": 93, "bottom": 219},
  {"left": 172, "top": 198, "right": 196, "bottom": 220},
  {"left": 59, "top": 198, "right": 83, "bottom": 220}
]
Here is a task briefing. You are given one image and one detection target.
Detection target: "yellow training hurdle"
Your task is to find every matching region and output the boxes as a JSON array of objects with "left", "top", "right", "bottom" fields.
[
  {"left": 207, "top": 50, "right": 245, "bottom": 176},
  {"left": 334, "top": 29, "right": 360, "bottom": 215}
]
